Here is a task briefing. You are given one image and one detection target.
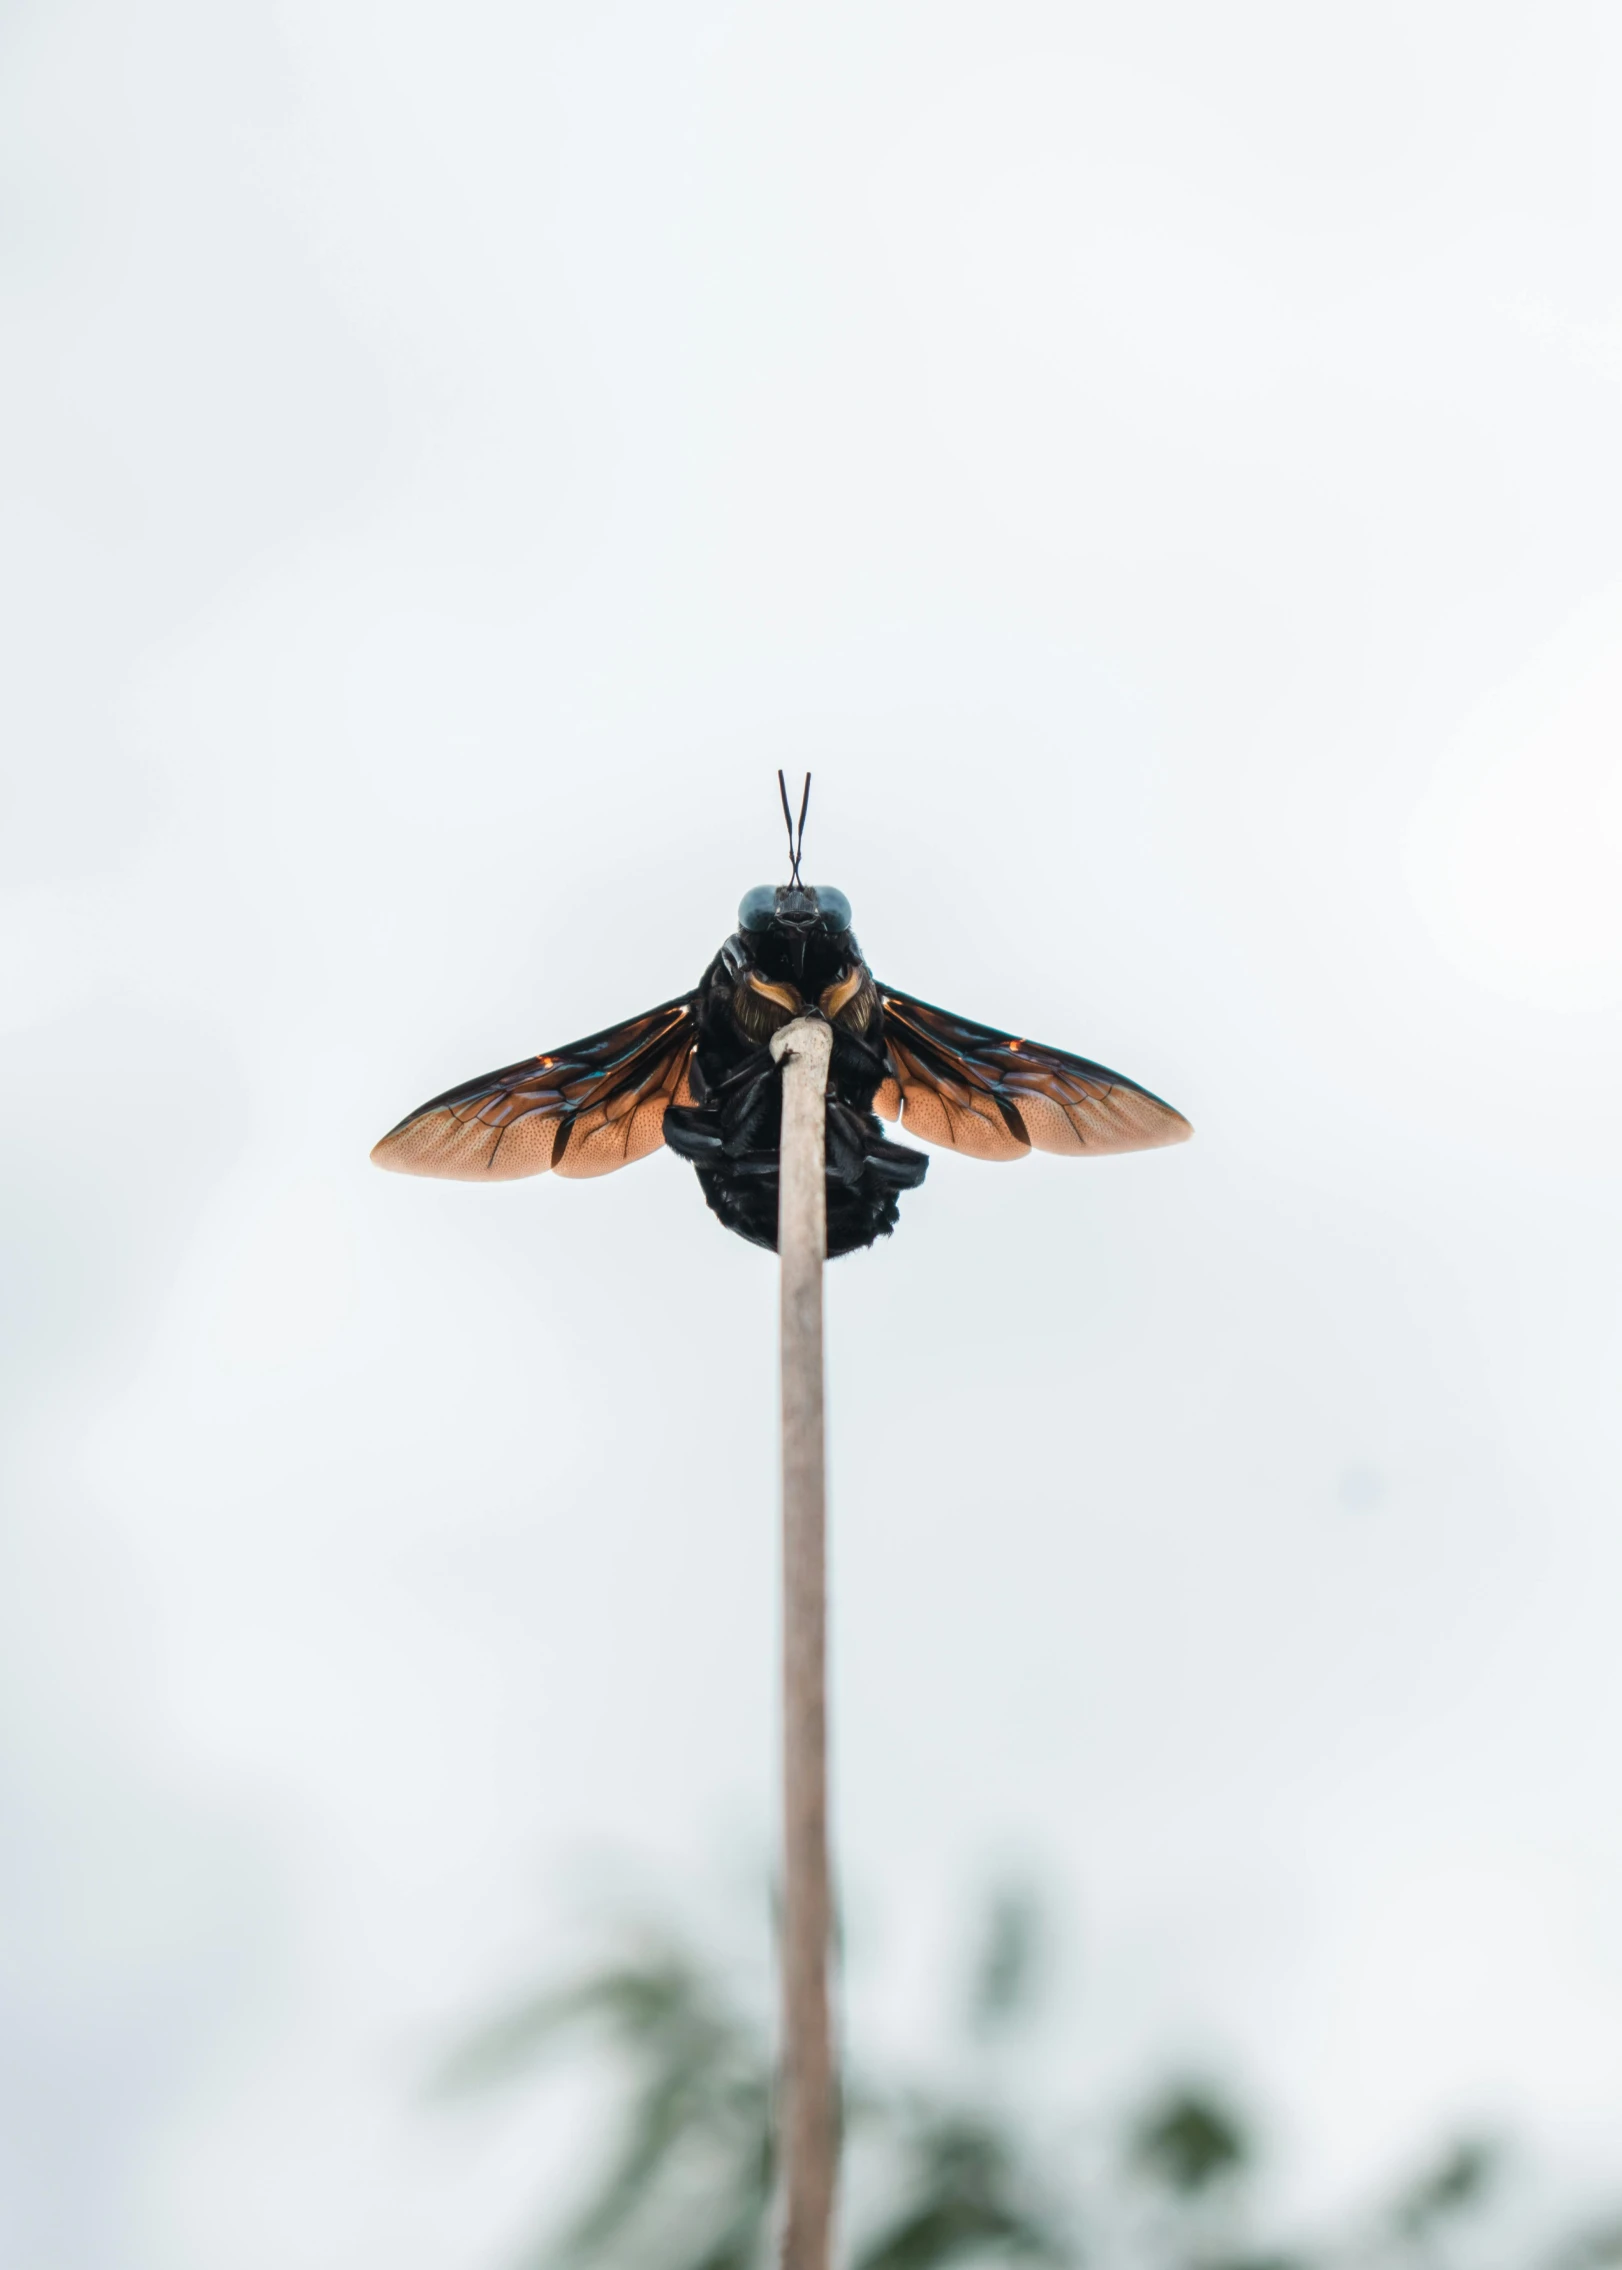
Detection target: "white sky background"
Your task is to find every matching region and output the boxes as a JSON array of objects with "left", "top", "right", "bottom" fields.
[{"left": 4, "top": 2, "right": 1622, "bottom": 2262}]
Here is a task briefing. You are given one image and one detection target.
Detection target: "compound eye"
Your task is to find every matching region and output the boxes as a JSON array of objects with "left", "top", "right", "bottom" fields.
[
  {"left": 738, "top": 885, "right": 778, "bottom": 932},
  {"left": 812, "top": 886, "right": 851, "bottom": 932}
]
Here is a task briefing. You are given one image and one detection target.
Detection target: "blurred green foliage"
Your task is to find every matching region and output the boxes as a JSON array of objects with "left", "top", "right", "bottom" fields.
[
  {"left": 1552, "top": 2226, "right": 1622, "bottom": 2270},
  {"left": 1129, "top": 2087, "right": 1250, "bottom": 2195},
  {"left": 437, "top": 1890, "right": 1619, "bottom": 2270}
]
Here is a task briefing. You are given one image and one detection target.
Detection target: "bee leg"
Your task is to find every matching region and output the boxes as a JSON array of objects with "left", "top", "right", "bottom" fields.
[
  {"left": 825, "top": 1104, "right": 864, "bottom": 1187},
  {"left": 663, "top": 1103, "right": 725, "bottom": 1161},
  {"left": 865, "top": 1132, "right": 929, "bottom": 1191},
  {"left": 714, "top": 1057, "right": 780, "bottom": 1159},
  {"left": 667, "top": 1046, "right": 783, "bottom": 1163},
  {"left": 711, "top": 1147, "right": 779, "bottom": 1178}
]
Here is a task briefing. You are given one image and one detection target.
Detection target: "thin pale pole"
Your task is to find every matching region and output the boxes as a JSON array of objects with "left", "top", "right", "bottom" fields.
[{"left": 770, "top": 1012, "right": 836, "bottom": 2270}]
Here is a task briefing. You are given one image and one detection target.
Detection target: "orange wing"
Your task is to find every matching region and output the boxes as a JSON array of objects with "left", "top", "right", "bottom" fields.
[
  {"left": 370, "top": 998, "right": 697, "bottom": 1182},
  {"left": 875, "top": 987, "right": 1191, "bottom": 1162}
]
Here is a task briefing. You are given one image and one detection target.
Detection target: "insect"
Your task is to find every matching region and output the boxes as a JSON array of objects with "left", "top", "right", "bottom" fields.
[{"left": 371, "top": 776, "right": 1192, "bottom": 1255}]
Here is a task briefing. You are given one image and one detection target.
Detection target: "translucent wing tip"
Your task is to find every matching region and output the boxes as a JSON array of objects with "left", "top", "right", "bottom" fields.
[
  {"left": 1141, "top": 1097, "right": 1194, "bottom": 1144},
  {"left": 370, "top": 1107, "right": 560, "bottom": 1180}
]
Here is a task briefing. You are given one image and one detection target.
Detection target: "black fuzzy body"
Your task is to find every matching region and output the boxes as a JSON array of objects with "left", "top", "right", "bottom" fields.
[{"left": 662, "top": 904, "right": 928, "bottom": 1257}]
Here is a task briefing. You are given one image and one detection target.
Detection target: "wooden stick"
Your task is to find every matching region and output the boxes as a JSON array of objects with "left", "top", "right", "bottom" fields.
[{"left": 770, "top": 1012, "right": 836, "bottom": 2270}]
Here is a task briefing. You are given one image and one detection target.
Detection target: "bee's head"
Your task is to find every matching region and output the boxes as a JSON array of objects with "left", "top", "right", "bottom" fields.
[
  {"left": 734, "top": 882, "right": 859, "bottom": 1004},
  {"left": 733, "top": 774, "right": 864, "bottom": 1007},
  {"left": 755, "top": 769, "right": 852, "bottom": 952},
  {"left": 737, "top": 883, "right": 853, "bottom": 940}
]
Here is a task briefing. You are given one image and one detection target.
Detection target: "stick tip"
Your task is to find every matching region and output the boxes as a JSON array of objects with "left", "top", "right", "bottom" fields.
[{"left": 770, "top": 1013, "right": 833, "bottom": 1071}]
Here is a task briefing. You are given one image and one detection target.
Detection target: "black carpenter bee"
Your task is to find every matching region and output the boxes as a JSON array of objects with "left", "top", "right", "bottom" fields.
[{"left": 371, "top": 776, "right": 1192, "bottom": 1254}]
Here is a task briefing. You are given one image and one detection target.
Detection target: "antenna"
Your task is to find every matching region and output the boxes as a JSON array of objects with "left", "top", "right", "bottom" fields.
[{"left": 777, "top": 769, "right": 812, "bottom": 887}]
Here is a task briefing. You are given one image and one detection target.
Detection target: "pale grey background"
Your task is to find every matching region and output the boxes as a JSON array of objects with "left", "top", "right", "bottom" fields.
[{"left": 4, "top": 4, "right": 1622, "bottom": 2263}]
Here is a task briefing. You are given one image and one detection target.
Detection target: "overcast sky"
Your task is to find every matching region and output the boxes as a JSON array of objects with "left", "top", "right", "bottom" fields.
[{"left": 4, "top": 4, "right": 1622, "bottom": 2264}]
